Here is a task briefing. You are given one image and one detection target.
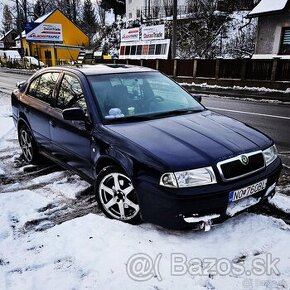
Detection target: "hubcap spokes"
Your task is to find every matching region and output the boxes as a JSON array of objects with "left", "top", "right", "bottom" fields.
[
  {"left": 20, "top": 130, "right": 33, "bottom": 162},
  {"left": 99, "top": 172, "right": 139, "bottom": 220}
]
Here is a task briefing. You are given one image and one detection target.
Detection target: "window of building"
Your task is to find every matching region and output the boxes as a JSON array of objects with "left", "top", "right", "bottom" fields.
[
  {"left": 57, "top": 74, "right": 87, "bottom": 111},
  {"left": 280, "top": 28, "right": 290, "bottom": 54},
  {"left": 129, "top": 12, "right": 132, "bottom": 18}
]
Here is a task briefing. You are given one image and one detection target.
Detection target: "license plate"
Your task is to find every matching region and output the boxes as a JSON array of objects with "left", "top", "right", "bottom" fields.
[{"left": 229, "top": 179, "right": 267, "bottom": 202}]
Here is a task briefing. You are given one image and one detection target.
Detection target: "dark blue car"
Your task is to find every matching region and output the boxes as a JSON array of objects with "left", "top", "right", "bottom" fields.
[{"left": 11, "top": 65, "right": 282, "bottom": 231}]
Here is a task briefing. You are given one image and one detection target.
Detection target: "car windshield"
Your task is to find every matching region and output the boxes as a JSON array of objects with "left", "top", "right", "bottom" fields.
[{"left": 88, "top": 71, "right": 204, "bottom": 122}]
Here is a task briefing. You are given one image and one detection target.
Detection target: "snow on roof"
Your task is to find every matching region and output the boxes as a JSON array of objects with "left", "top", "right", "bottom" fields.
[
  {"left": 14, "top": 31, "right": 26, "bottom": 40},
  {"left": 249, "top": 0, "right": 289, "bottom": 17},
  {"left": 0, "top": 29, "right": 16, "bottom": 41},
  {"left": 34, "top": 9, "right": 55, "bottom": 23}
]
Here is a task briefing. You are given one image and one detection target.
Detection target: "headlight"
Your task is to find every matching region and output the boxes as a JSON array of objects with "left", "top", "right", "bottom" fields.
[
  {"left": 160, "top": 167, "right": 217, "bottom": 188},
  {"left": 263, "top": 145, "right": 278, "bottom": 166}
]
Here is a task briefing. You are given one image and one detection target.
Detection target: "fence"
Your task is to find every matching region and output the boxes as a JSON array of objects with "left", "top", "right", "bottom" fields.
[{"left": 95, "top": 58, "right": 290, "bottom": 90}]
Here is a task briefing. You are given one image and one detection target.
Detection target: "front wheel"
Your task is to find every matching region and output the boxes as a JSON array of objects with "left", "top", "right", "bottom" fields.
[{"left": 95, "top": 166, "right": 141, "bottom": 224}]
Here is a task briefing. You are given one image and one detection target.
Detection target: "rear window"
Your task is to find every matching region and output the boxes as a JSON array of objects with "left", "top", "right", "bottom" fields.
[{"left": 27, "top": 72, "right": 60, "bottom": 105}]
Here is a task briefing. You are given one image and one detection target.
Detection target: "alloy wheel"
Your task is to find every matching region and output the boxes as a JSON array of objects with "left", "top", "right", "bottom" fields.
[
  {"left": 20, "top": 128, "right": 33, "bottom": 163},
  {"left": 99, "top": 172, "right": 139, "bottom": 221}
]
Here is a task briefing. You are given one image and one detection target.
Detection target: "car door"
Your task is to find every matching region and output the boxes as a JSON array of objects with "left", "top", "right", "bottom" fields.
[
  {"left": 49, "top": 73, "right": 94, "bottom": 179},
  {"left": 23, "top": 72, "right": 60, "bottom": 150}
]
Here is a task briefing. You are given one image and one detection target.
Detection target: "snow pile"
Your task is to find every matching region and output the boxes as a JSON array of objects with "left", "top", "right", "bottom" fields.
[
  {"left": 0, "top": 203, "right": 290, "bottom": 290},
  {"left": 0, "top": 94, "right": 13, "bottom": 141},
  {"left": 181, "top": 81, "right": 290, "bottom": 93},
  {"left": 270, "top": 191, "right": 290, "bottom": 214}
]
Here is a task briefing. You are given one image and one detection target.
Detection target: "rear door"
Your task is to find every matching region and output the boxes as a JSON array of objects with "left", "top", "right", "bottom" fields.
[
  {"left": 23, "top": 72, "right": 60, "bottom": 150},
  {"left": 49, "top": 73, "right": 94, "bottom": 179}
]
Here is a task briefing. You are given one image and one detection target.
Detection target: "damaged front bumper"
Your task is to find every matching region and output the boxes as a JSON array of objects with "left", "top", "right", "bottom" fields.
[{"left": 135, "top": 158, "right": 282, "bottom": 231}]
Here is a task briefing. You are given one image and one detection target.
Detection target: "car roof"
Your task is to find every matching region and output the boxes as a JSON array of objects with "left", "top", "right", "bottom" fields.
[{"left": 41, "top": 64, "right": 156, "bottom": 76}]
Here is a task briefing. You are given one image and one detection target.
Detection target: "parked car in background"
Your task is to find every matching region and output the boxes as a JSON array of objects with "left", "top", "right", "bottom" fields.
[
  {"left": 23, "top": 56, "right": 46, "bottom": 68},
  {"left": 11, "top": 65, "right": 282, "bottom": 231}
]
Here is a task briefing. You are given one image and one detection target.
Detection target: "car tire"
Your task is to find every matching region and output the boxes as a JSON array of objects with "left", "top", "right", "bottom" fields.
[
  {"left": 95, "top": 165, "right": 141, "bottom": 224},
  {"left": 18, "top": 125, "right": 40, "bottom": 164}
]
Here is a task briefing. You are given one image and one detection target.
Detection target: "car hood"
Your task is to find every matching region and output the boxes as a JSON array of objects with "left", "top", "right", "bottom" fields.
[{"left": 106, "top": 110, "right": 272, "bottom": 171}]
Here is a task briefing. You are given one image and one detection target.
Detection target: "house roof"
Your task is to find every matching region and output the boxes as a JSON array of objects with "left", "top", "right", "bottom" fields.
[
  {"left": 15, "top": 8, "right": 88, "bottom": 41},
  {"left": 34, "top": 10, "right": 55, "bottom": 23},
  {"left": 248, "top": 0, "right": 289, "bottom": 18},
  {"left": 0, "top": 29, "right": 17, "bottom": 41}
]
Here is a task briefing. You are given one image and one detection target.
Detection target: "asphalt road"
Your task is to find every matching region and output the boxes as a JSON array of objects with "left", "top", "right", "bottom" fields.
[
  {"left": 0, "top": 70, "right": 30, "bottom": 94},
  {"left": 0, "top": 70, "right": 290, "bottom": 168}
]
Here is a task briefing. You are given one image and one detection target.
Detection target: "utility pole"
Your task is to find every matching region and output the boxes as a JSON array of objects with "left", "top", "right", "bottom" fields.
[
  {"left": 172, "top": 0, "right": 177, "bottom": 59},
  {"left": 16, "top": 0, "right": 24, "bottom": 58},
  {"left": 148, "top": 0, "right": 151, "bottom": 18}
]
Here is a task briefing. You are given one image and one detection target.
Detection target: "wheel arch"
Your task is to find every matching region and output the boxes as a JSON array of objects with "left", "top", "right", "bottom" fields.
[
  {"left": 95, "top": 154, "right": 134, "bottom": 179},
  {"left": 17, "top": 114, "right": 31, "bottom": 132}
]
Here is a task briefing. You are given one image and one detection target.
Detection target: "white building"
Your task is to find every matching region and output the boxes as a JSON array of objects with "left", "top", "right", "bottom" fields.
[{"left": 126, "top": 0, "right": 187, "bottom": 20}]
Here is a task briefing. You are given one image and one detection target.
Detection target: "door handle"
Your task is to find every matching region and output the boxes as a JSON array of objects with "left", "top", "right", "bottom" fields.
[{"left": 49, "top": 120, "right": 56, "bottom": 127}]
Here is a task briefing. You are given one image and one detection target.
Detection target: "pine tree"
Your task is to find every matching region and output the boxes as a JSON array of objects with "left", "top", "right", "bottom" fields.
[
  {"left": 56, "top": 0, "right": 81, "bottom": 23},
  {"left": 100, "top": 0, "right": 125, "bottom": 21},
  {"left": 2, "top": 5, "right": 13, "bottom": 33},
  {"left": 82, "top": 0, "right": 97, "bottom": 43},
  {"left": 33, "top": 0, "right": 55, "bottom": 20}
]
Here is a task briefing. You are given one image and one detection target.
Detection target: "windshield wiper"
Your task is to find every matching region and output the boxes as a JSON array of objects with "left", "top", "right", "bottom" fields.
[
  {"left": 106, "top": 108, "right": 205, "bottom": 123},
  {"left": 106, "top": 115, "right": 153, "bottom": 123},
  {"left": 149, "top": 108, "right": 205, "bottom": 118}
]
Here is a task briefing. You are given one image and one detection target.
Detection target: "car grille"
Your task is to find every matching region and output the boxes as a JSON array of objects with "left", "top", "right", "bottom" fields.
[{"left": 217, "top": 151, "right": 265, "bottom": 181}]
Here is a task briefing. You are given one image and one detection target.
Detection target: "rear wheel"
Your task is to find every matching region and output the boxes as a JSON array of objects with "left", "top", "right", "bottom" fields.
[
  {"left": 18, "top": 125, "right": 40, "bottom": 164},
  {"left": 95, "top": 166, "right": 141, "bottom": 224}
]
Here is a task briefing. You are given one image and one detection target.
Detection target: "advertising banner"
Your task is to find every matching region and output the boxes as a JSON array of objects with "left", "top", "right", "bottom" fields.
[
  {"left": 26, "top": 23, "right": 63, "bottom": 43},
  {"left": 121, "top": 28, "right": 140, "bottom": 42},
  {"left": 141, "top": 25, "right": 165, "bottom": 41}
]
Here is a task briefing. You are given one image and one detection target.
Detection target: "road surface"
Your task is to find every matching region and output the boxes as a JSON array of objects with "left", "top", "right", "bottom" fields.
[{"left": 1, "top": 70, "right": 290, "bottom": 167}]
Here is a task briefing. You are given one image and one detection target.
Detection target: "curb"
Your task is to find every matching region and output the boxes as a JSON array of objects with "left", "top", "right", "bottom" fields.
[{"left": 182, "top": 85, "right": 290, "bottom": 103}]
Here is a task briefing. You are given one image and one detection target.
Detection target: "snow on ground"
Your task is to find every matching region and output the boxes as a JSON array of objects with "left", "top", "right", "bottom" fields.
[
  {"left": 1, "top": 92, "right": 290, "bottom": 289},
  {"left": 181, "top": 81, "right": 290, "bottom": 94},
  {"left": 270, "top": 191, "right": 290, "bottom": 214}
]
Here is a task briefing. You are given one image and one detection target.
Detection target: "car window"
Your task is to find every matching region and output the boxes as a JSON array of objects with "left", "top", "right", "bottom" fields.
[
  {"left": 57, "top": 74, "right": 87, "bottom": 111},
  {"left": 27, "top": 76, "right": 40, "bottom": 98},
  {"left": 27, "top": 72, "right": 59, "bottom": 105},
  {"left": 88, "top": 72, "right": 204, "bottom": 120}
]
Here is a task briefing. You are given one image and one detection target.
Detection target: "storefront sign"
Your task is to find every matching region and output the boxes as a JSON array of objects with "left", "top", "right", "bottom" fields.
[{"left": 26, "top": 23, "right": 63, "bottom": 43}]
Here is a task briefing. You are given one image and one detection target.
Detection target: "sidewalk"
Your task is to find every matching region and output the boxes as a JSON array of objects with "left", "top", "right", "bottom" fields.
[{"left": 182, "top": 83, "right": 290, "bottom": 103}]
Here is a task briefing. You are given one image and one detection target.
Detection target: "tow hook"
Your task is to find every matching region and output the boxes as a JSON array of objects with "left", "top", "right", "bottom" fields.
[
  {"left": 200, "top": 220, "right": 212, "bottom": 232},
  {"left": 183, "top": 214, "right": 220, "bottom": 232}
]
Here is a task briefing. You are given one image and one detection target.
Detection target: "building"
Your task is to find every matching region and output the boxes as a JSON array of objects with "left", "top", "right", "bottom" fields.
[
  {"left": 0, "top": 29, "right": 18, "bottom": 49},
  {"left": 126, "top": 0, "right": 187, "bottom": 20},
  {"left": 248, "top": 0, "right": 290, "bottom": 58},
  {"left": 16, "top": 9, "right": 89, "bottom": 66}
]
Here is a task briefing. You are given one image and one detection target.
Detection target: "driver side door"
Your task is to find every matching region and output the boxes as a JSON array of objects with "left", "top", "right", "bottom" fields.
[{"left": 49, "top": 73, "right": 94, "bottom": 180}]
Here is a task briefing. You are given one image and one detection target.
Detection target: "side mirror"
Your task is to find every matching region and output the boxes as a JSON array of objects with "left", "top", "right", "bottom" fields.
[
  {"left": 16, "top": 81, "right": 26, "bottom": 89},
  {"left": 191, "top": 94, "right": 202, "bottom": 103},
  {"left": 62, "top": 107, "right": 85, "bottom": 121}
]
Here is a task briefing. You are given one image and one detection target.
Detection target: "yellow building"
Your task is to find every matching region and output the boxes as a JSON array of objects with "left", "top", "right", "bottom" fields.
[{"left": 18, "top": 9, "right": 89, "bottom": 66}]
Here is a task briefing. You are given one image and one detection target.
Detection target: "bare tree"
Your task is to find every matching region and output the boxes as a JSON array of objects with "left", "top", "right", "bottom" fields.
[{"left": 96, "top": 3, "right": 106, "bottom": 26}]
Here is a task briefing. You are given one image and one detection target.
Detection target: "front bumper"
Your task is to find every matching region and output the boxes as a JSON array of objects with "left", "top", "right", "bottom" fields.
[{"left": 134, "top": 158, "right": 282, "bottom": 230}]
